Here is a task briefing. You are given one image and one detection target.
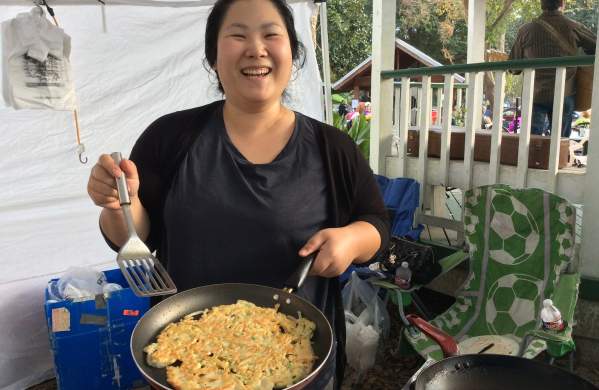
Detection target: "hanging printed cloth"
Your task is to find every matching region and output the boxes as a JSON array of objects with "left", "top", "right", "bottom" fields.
[{"left": 2, "top": 7, "right": 76, "bottom": 110}]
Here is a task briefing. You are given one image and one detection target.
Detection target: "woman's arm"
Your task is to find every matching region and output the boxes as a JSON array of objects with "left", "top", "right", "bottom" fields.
[{"left": 99, "top": 196, "right": 151, "bottom": 248}]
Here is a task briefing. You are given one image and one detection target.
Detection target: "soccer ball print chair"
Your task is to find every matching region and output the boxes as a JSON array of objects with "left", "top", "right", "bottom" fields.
[{"left": 405, "top": 184, "right": 579, "bottom": 365}]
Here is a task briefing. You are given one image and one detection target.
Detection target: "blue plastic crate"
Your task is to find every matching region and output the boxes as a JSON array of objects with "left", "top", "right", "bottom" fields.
[{"left": 45, "top": 269, "right": 150, "bottom": 390}]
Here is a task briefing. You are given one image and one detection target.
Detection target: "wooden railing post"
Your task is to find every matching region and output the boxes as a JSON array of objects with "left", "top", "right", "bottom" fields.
[
  {"left": 418, "top": 76, "right": 433, "bottom": 208},
  {"left": 489, "top": 71, "right": 506, "bottom": 185},
  {"left": 440, "top": 74, "right": 454, "bottom": 186},
  {"left": 516, "top": 68, "right": 535, "bottom": 188},
  {"left": 398, "top": 78, "right": 411, "bottom": 176},
  {"left": 548, "top": 68, "right": 567, "bottom": 192},
  {"left": 464, "top": 71, "right": 483, "bottom": 190}
]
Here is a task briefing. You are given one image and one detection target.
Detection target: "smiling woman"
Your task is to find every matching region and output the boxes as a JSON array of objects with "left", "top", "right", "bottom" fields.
[
  {"left": 204, "top": 0, "right": 305, "bottom": 97},
  {"left": 86, "top": 0, "right": 389, "bottom": 389}
]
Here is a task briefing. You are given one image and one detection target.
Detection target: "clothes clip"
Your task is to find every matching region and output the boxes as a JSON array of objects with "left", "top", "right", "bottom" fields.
[{"left": 32, "top": 0, "right": 44, "bottom": 15}]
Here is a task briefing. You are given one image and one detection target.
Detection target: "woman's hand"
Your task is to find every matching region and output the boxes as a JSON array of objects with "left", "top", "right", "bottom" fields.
[
  {"left": 87, "top": 154, "right": 140, "bottom": 210},
  {"left": 87, "top": 154, "right": 149, "bottom": 247},
  {"left": 299, "top": 221, "right": 381, "bottom": 278}
]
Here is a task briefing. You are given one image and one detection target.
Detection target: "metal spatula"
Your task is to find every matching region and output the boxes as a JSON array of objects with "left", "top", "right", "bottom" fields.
[{"left": 111, "top": 152, "right": 177, "bottom": 297}]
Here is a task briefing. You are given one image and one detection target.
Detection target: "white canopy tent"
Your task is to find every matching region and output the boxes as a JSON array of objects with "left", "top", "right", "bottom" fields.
[{"left": 0, "top": 1, "right": 324, "bottom": 388}]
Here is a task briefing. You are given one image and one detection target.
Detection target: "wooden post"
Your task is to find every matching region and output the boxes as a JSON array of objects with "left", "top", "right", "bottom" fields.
[
  {"left": 467, "top": 1, "right": 486, "bottom": 64},
  {"left": 580, "top": 23, "right": 599, "bottom": 279},
  {"left": 463, "top": 0, "right": 486, "bottom": 189},
  {"left": 369, "top": 0, "right": 396, "bottom": 174}
]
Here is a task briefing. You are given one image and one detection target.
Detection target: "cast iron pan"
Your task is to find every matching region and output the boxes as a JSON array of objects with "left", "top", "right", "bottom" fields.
[
  {"left": 407, "top": 314, "right": 597, "bottom": 390},
  {"left": 413, "top": 353, "right": 597, "bottom": 390},
  {"left": 130, "top": 254, "right": 334, "bottom": 390}
]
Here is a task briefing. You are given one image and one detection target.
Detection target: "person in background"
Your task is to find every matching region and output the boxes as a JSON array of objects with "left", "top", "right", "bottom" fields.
[
  {"left": 338, "top": 101, "right": 348, "bottom": 118},
  {"left": 86, "top": 1, "right": 389, "bottom": 389},
  {"left": 483, "top": 102, "right": 493, "bottom": 129},
  {"left": 509, "top": 0, "right": 596, "bottom": 137}
]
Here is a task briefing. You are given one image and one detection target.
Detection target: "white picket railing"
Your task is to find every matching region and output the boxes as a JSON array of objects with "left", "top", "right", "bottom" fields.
[
  {"left": 386, "top": 56, "right": 593, "bottom": 210},
  {"left": 380, "top": 56, "right": 594, "bottom": 248},
  {"left": 369, "top": 0, "right": 599, "bottom": 283}
]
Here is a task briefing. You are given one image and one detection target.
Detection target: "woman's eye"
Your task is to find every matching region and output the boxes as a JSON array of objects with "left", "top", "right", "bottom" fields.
[
  {"left": 265, "top": 33, "right": 279, "bottom": 38},
  {"left": 230, "top": 34, "right": 245, "bottom": 38}
]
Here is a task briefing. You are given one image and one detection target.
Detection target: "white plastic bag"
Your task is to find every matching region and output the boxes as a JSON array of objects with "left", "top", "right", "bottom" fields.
[
  {"left": 56, "top": 266, "right": 107, "bottom": 300},
  {"left": 2, "top": 7, "right": 77, "bottom": 110},
  {"left": 342, "top": 271, "right": 390, "bottom": 373}
]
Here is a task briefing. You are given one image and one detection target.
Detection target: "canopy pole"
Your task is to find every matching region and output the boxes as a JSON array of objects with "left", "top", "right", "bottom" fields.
[{"left": 318, "top": 2, "right": 333, "bottom": 125}]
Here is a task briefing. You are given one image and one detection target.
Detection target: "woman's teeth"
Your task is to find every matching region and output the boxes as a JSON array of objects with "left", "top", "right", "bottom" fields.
[{"left": 241, "top": 67, "right": 271, "bottom": 77}]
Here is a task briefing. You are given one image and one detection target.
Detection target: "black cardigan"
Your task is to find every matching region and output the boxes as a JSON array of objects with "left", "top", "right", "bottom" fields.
[
  {"left": 129, "top": 100, "right": 389, "bottom": 255},
  {"left": 108, "top": 100, "right": 390, "bottom": 385}
]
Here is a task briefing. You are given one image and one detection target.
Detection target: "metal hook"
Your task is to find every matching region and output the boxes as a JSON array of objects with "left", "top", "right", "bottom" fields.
[
  {"left": 77, "top": 143, "right": 88, "bottom": 164},
  {"left": 79, "top": 153, "right": 88, "bottom": 164}
]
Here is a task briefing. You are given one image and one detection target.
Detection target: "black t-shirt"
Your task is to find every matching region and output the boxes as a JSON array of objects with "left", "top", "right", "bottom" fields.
[
  {"left": 164, "top": 107, "right": 333, "bottom": 312},
  {"left": 161, "top": 107, "right": 336, "bottom": 387}
]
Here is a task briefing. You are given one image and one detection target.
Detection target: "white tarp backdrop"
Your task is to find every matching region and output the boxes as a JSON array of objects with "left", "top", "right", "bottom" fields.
[{"left": 0, "top": 1, "right": 322, "bottom": 388}]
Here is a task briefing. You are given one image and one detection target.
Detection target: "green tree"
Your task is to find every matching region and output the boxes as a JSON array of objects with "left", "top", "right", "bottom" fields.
[
  {"left": 320, "top": 0, "right": 597, "bottom": 100},
  {"left": 565, "top": 0, "right": 599, "bottom": 32},
  {"left": 316, "top": 0, "right": 373, "bottom": 83},
  {"left": 396, "top": 0, "right": 467, "bottom": 64}
]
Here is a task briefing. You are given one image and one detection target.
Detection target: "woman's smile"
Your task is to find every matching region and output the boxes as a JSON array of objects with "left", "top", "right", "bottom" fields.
[{"left": 240, "top": 66, "right": 272, "bottom": 78}]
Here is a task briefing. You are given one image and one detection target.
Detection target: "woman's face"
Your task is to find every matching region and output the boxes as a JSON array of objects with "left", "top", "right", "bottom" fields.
[{"left": 215, "top": 0, "right": 293, "bottom": 107}]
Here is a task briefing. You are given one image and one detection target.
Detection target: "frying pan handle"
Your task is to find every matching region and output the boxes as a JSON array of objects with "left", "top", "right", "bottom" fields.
[
  {"left": 284, "top": 253, "right": 316, "bottom": 292},
  {"left": 407, "top": 314, "right": 459, "bottom": 358}
]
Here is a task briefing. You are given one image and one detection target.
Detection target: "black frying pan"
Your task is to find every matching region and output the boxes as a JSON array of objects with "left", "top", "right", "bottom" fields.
[
  {"left": 413, "top": 354, "right": 597, "bottom": 390},
  {"left": 130, "top": 255, "right": 334, "bottom": 390},
  {"left": 406, "top": 314, "right": 597, "bottom": 390}
]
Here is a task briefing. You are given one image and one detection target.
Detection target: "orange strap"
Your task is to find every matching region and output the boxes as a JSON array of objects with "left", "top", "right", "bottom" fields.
[{"left": 46, "top": 4, "right": 87, "bottom": 164}]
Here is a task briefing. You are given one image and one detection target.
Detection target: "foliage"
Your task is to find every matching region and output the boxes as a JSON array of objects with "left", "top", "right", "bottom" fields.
[
  {"left": 333, "top": 111, "right": 371, "bottom": 160},
  {"left": 504, "top": 72, "right": 523, "bottom": 102},
  {"left": 321, "top": 0, "right": 597, "bottom": 104},
  {"left": 316, "top": 0, "right": 373, "bottom": 82},
  {"left": 332, "top": 93, "right": 351, "bottom": 104},
  {"left": 396, "top": 0, "right": 467, "bottom": 64},
  {"left": 564, "top": 0, "right": 599, "bottom": 32},
  {"left": 453, "top": 106, "right": 466, "bottom": 127}
]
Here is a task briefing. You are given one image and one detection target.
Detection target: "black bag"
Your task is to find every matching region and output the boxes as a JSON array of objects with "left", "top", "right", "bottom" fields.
[{"left": 379, "top": 236, "right": 441, "bottom": 286}]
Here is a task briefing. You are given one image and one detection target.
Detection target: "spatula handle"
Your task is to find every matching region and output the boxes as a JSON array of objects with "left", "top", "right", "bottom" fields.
[{"left": 111, "top": 152, "right": 130, "bottom": 206}]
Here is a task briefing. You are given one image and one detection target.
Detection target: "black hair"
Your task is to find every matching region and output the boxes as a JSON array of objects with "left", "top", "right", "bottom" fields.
[
  {"left": 541, "top": 0, "right": 562, "bottom": 11},
  {"left": 204, "top": 0, "right": 306, "bottom": 94}
]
